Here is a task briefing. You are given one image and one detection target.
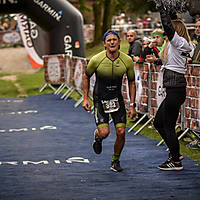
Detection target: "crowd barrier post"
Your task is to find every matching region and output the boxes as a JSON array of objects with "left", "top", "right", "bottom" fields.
[
  {"left": 134, "top": 63, "right": 155, "bottom": 135},
  {"left": 59, "top": 55, "right": 74, "bottom": 99},
  {"left": 128, "top": 62, "right": 151, "bottom": 133}
]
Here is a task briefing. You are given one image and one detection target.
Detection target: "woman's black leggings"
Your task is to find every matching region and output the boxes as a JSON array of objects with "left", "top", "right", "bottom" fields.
[{"left": 153, "top": 87, "right": 186, "bottom": 162}]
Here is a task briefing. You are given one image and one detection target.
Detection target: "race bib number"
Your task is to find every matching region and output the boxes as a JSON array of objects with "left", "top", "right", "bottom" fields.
[{"left": 101, "top": 98, "right": 120, "bottom": 113}]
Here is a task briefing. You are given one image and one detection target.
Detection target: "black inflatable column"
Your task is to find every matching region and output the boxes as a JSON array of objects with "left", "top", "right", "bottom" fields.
[{"left": 0, "top": 0, "right": 85, "bottom": 57}]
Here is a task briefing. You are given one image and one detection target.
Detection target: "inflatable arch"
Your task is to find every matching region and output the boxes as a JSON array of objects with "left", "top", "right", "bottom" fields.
[{"left": 0, "top": 0, "right": 85, "bottom": 67}]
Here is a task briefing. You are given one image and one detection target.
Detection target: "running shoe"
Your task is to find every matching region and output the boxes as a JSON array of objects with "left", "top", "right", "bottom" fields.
[
  {"left": 110, "top": 160, "right": 123, "bottom": 172},
  {"left": 92, "top": 130, "right": 102, "bottom": 154},
  {"left": 158, "top": 159, "right": 183, "bottom": 171}
]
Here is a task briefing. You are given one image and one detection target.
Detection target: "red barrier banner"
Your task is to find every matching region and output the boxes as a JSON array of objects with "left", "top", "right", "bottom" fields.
[
  {"left": 185, "top": 64, "right": 200, "bottom": 131},
  {"left": 122, "top": 74, "right": 130, "bottom": 108},
  {"left": 149, "top": 64, "right": 166, "bottom": 117},
  {"left": 43, "top": 55, "right": 65, "bottom": 84},
  {"left": 71, "top": 57, "right": 87, "bottom": 92},
  {"left": 135, "top": 63, "right": 150, "bottom": 114},
  {"left": 64, "top": 55, "right": 71, "bottom": 86}
]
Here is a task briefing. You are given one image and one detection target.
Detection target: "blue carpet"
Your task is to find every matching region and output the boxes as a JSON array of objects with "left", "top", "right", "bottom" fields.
[{"left": 0, "top": 94, "right": 199, "bottom": 200}]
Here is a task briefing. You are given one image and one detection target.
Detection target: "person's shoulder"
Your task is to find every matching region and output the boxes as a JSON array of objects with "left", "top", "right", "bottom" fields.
[
  {"left": 119, "top": 51, "right": 133, "bottom": 63},
  {"left": 134, "top": 38, "right": 142, "bottom": 44},
  {"left": 90, "top": 50, "right": 106, "bottom": 63}
]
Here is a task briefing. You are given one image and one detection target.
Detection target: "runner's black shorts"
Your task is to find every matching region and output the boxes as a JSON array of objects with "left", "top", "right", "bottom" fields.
[{"left": 93, "top": 97, "right": 126, "bottom": 129}]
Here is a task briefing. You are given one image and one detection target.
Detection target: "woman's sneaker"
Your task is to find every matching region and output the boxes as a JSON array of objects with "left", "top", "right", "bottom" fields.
[
  {"left": 158, "top": 159, "right": 183, "bottom": 171},
  {"left": 92, "top": 130, "right": 102, "bottom": 154},
  {"left": 110, "top": 160, "right": 123, "bottom": 172}
]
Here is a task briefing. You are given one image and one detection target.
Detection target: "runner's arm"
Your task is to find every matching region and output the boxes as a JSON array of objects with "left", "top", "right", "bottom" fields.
[
  {"left": 128, "top": 81, "right": 137, "bottom": 119},
  {"left": 82, "top": 73, "right": 91, "bottom": 111}
]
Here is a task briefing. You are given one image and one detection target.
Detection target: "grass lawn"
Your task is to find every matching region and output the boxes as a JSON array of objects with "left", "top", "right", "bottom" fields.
[{"left": 0, "top": 42, "right": 200, "bottom": 163}]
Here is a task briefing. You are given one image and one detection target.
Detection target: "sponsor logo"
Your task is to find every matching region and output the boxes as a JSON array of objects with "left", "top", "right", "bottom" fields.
[
  {"left": 18, "top": 14, "right": 34, "bottom": 48},
  {"left": 64, "top": 35, "right": 73, "bottom": 56},
  {"left": 18, "top": 15, "right": 39, "bottom": 48},
  {"left": 75, "top": 41, "right": 80, "bottom": 49},
  {"left": 33, "top": 0, "right": 62, "bottom": 22},
  {"left": 0, "top": 157, "right": 90, "bottom": 166},
  {"left": 0, "top": 0, "right": 18, "bottom": 4}
]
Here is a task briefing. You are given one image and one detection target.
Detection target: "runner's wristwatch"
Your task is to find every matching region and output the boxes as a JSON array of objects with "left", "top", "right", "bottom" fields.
[{"left": 130, "top": 103, "right": 136, "bottom": 107}]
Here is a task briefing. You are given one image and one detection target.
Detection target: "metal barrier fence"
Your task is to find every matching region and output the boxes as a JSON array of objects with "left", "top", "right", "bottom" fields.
[{"left": 40, "top": 54, "right": 200, "bottom": 146}]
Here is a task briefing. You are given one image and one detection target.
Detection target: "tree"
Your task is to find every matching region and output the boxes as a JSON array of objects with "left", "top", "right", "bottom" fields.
[
  {"left": 91, "top": 0, "right": 116, "bottom": 46},
  {"left": 92, "top": 0, "right": 103, "bottom": 45},
  {"left": 69, "top": 0, "right": 157, "bottom": 46}
]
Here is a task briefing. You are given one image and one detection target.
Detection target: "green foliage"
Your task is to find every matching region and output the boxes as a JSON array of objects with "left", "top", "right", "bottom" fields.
[
  {"left": 0, "top": 14, "right": 14, "bottom": 23},
  {"left": 16, "top": 69, "right": 55, "bottom": 96},
  {"left": 0, "top": 79, "right": 18, "bottom": 97}
]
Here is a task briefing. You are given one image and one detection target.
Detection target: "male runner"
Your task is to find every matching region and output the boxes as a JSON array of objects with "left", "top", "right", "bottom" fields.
[{"left": 82, "top": 30, "right": 136, "bottom": 172}]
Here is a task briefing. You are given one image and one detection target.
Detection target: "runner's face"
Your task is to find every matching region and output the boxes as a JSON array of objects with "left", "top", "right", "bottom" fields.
[{"left": 104, "top": 34, "right": 120, "bottom": 53}]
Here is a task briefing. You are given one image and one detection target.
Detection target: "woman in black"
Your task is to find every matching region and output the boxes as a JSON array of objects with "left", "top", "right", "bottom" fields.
[{"left": 154, "top": 4, "right": 193, "bottom": 170}]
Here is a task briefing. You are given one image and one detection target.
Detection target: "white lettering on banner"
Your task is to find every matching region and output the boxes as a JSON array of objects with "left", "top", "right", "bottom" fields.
[
  {"left": 0, "top": 99, "right": 24, "bottom": 103},
  {"left": 33, "top": 0, "right": 62, "bottom": 22},
  {"left": 17, "top": 15, "right": 33, "bottom": 48},
  {"left": 134, "top": 65, "right": 143, "bottom": 110},
  {"left": 40, "top": 126, "right": 57, "bottom": 130},
  {"left": 66, "top": 157, "right": 90, "bottom": 164},
  {"left": 9, "top": 128, "right": 28, "bottom": 132},
  {"left": 0, "top": 0, "right": 18, "bottom": 4},
  {"left": 157, "top": 70, "right": 166, "bottom": 108},
  {"left": 23, "top": 160, "right": 49, "bottom": 165},
  {"left": 64, "top": 35, "right": 73, "bottom": 56},
  {"left": 0, "top": 157, "right": 90, "bottom": 166},
  {"left": 29, "top": 21, "right": 38, "bottom": 39},
  {"left": 0, "top": 161, "right": 18, "bottom": 165},
  {"left": 4, "top": 110, "right": 38, "bottom": 115},
  {"left": 0, "top": 126, "right": 57, "bottom": 134}
]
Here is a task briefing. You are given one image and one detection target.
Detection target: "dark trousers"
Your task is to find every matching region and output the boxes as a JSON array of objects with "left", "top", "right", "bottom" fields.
[{"left": 153, "top": 87, "right": 186, "bottom": 161}]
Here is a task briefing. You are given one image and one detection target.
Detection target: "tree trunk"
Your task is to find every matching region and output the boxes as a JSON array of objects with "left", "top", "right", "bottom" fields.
[
  {"left": 92, "top": 0, "right": 102, "bottom": 45},
  {"left": 102, "top": 0, "right": 115, "bottom": 34}
]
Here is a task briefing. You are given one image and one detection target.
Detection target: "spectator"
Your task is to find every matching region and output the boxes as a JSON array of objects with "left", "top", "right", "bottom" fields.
[
  {"left": 191, "top": 19, "right": 200, "bottom": 64},
  {"left": 153, "top": 17, "right": 162, "bottom": 29},
  {"left": 140, "top": 36, "right": 161, "bottom": 62},
  {"left": 152, "top": 28, "right": 166, "bottom": 57},
  {"left": 136, "top": 17, "right": 143, "bottom": 35},
  {"left": 154, "top": 6, "right": 193, "bottom": 171},
  {"left": 126, "top": 30, "right": 142, "bottom": 62},
  {"left": 2, "top": 21, "right": 10, "bottom": 31},
  {"left": 0, "top": 22, "right": 4, "bottom": 31},
  {"left": 145, "top": 28, "right": 167, "bottom": 64}
]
